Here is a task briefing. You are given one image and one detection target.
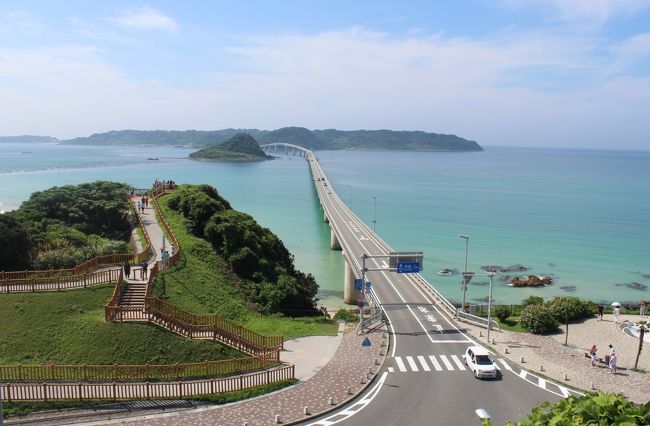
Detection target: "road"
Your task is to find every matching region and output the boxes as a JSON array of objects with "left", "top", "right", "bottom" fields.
[{"left": 304, "top": 151, "right": 571, "bottom": 425}]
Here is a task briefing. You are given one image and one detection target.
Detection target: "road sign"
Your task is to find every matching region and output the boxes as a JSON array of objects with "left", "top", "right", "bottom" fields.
[
  {"left": 389, "top": 251, "right": 424, "bottom": 270},
  {"left": 354, "top": 279, "right": 363, "bottom": 291},
  {"left": 397, "top": 262, "right": 420, "bottom": 273},
  {"left": 462, "top": 272, "right": 475, "bottom": 286},
  {"left": 362, "top": 337, "right": 372, "bottom": 348},
  {"left": 358, "top": 299, "right": 365, "bottom": 309},
  {"left": 365, "top": 281, "right": 372, "bottom": 290}
]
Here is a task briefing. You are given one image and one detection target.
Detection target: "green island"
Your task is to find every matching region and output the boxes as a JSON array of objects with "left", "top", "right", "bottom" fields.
[
  {"left": 189, "top": 132, "right": 272, "bottom": 162},
  {"left": 0, "top": 181, "right": 336, "bottom": 416},
  {"left": 57, "top": 126, "right": 483, "bottom": 151}
]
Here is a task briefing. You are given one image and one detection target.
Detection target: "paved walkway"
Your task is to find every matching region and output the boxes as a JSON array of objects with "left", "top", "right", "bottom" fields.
[
  {"left": 461, "top": 313, "right": 650, "bottom": 404},
  {"left": 82, "top": 323, "right": 386, "bottom": 426}
]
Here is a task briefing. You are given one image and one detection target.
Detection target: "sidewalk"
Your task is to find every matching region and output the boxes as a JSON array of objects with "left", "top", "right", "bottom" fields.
[
  {"left": 461, "top": 313, "right": 650, "bottom": 404},
  {"left": 85, "top": 322, "right": 387, "bottom": 425}
]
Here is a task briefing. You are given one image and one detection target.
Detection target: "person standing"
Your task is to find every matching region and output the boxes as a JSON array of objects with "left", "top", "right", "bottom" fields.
[
  {"left": 123, "top": 261, "right": 131, "bottom": 279},
  {"left": 589, "top": 344, "right": 598, "bottom": 366},
  {"left": 609, "top": 351, "right": 617, "bottom": 374},
  {"left": 640, "top": 300, "right": 646, "bottom": 317},
  {"left": 606, "top": 344, "right": 615, "bottom": 365},
  {"left": 613, "top": 306, "right": 621, "bottom": 324},
  {"left": 144, "top": 195, "right": 149, "bottom": 208},
  {"left": 141, "top": 260, "right": 148, "bottom": 280},
  {"left": 597, "top": 304, "right": 604, "bottom": 321}
]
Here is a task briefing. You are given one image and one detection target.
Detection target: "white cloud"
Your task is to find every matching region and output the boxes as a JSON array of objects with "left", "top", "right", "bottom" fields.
[
  {"left": 108, "top": 6, "right": 177, "bottom": 32},
  {"left": 0, "top": 28, "right": 648, "bottom": 150}
]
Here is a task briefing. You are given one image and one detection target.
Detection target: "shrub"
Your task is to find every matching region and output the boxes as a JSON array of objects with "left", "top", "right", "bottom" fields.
[
  {"left": 333, "top": 310, "right": 358, "bottom": 322},
  {"left": 522, "top": 295, "right": 544, "bottom": 306},
  {"left": 520, "top": 304, "right": 558, "bottom": 334},
  {"left": 546, "top": 296, "right": 596, "bottom": 322},
  {"left": 494, "top": 305, "right": 511, "bottom": 322}
]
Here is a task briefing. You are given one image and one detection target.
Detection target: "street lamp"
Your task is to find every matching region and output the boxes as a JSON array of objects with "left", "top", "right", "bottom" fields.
[
  {"left": 371, "top": 196, "right": 377, "bottom": 233},
  {"left": 458, "top": 234, "right": 469, "bottom": 313},
  {"left": 487, "top": 271, "right": 495, "bottom": 342}
]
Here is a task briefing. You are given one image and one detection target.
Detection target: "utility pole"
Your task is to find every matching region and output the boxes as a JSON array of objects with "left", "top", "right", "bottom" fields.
[
  {"left": 371, "top": 196, "right": 377, "bottom": 233},
  {"left": 458, "top": 234, "right": 469, "bottom": 313}
]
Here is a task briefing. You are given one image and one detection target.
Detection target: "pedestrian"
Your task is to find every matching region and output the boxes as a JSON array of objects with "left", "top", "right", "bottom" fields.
[
  {"left": 141, "top": 260, "right": 148, "bottom": 280},
  {"left": 141, "top": 202, "right": 145, "bottom": 214},
  {"left": 613, "top": 306, "right": 621, "bottom": 324},
  {"left": 606, "top": 344, "right": 615, "bottom": 365},
  {"left": 144, "top": 195, "right": 149, "bottom": 207},
  {"left": 137, "top": 200, "right": 142, "bottom": 212},
  {"left": 123, "top": 261, "right": 131, "bottom": 279},
  {"left": 597, "top": 304, "right": 604, "bottom": 321},
  {"left": 589, "top": 344, "right": 598, "bottom": 366},
  {"left": 640, "top": 300, "right": 646, "bottom": 317},
  {"left": 609, "top": 351, "right": 617, "bottom": 374}
]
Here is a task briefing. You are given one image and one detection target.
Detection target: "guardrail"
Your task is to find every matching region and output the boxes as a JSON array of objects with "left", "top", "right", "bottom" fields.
[
  {"left": 1, "top": 364, "right": 295, "bottom": 401},
  {"left": 2, "top": 269, "right": 121, "bottom": 294}
]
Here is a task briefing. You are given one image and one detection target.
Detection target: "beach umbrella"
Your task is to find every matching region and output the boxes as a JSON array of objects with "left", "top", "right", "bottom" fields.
[{"left": 611, "top": 302, "right": 621, "bottom": 307}]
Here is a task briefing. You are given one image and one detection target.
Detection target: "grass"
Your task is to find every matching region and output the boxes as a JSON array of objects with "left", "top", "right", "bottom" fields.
[
  {"left": 153, "top": 198, "right": 338, "bottom": 338},
  {"left": 0, "top": 284, "right": 242, "bottom": 365},
  {"left": 497, "top": 317, "right": 527, "bottom": 333},
  {"left": 3, "top": 379, "right": 298, "bottom": 418}
]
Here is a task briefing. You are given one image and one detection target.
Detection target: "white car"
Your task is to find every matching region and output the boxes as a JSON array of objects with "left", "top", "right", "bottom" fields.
[{"left": 463, "top": 346, "right": 498, "bottom": 379}]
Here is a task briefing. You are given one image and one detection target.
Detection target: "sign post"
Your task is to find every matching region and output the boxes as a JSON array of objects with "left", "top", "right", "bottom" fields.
[{"left": 362, "top": 337, "right": 372, "bottom": 379}]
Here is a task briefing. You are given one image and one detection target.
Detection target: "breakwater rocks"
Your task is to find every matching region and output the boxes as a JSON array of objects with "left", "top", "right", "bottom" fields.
[
  {"left": 509, "top": 275, "right": 553, "bottom": 287},
  {"left": 615, "top": 282, "right": 648, "bottom": 291},
  {"left": 481, "top": 264, "right": 529, "bottom": 273}
]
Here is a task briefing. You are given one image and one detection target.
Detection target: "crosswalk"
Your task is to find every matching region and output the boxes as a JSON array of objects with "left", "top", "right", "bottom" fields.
[{"left": 388, "top": 354, "right": 513, "bottom": 373}]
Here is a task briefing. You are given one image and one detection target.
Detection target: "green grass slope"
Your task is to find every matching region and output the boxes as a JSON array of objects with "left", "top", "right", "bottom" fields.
[
  {"left": 154, "top": 198, "right": 337, "bottom": 339},
  {"left": 0, "top": 284, "right": 242, "bottom": 365}
]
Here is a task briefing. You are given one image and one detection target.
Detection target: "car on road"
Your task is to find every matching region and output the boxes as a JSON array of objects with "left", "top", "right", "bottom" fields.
[{"left": 463, "top": 346, "right": 498, "bottom": 379}]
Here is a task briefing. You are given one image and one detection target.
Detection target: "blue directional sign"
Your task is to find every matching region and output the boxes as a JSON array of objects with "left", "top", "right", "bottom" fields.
[
  {"left": 362, "top": 337, "right": 372, "bottom": 348},
  {"left": 365, "top": 281, "right": 372, "bottom": 290},
  {"left": 354, "top": 279, "right": 363, "bottom": 291},
  {"left": 397, "top": 262, "right": 420, "bottom": 273}
]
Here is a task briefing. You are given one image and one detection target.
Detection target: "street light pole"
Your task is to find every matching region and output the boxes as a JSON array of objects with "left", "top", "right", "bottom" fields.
[
  {"left": 371, "top": 196, "right": 377, "bottom": 233},
  {"left": 487, "top": 272, "right": 495, "bottom": 342},
  {"left": 458, "top": 234, "right": 469, "bottom": 313}
]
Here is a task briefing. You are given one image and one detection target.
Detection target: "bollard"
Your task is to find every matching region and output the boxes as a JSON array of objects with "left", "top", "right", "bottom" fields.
[
  {"left": 379, "top": 349, "right": 385, "bottom": 356},
  {"left": 540, "top": 365, "right": 544, "bottom": 372},
  {"left": 328, "top": 396, "right": 336, "bottom": 405},
  {"left": 591, "top": 382, "right": 596, "bottom": 390},
  {"left": 275, "top": 414, "right": 282, "bottom": 424},
  {"left": 244, "top": 423, "right": 250, "bottom": 426},
  {"left": 348, "top": 387, "right": 354, "bottom": 395},
  {"left": 304, "top": 406, "right": 310, "bottom": 416},
  {"left": 479, "top": 331, "right": 483, "bottom": 337},
  {"left": 375, "top": 357, "right": 380, "bottom": 365},
  {"left": 381, "top": 339, "right": 386, "bottom": 347},
  {"left": 505, "top": 347, "right": 509, "bottom": 354},
  {"left": 491, "top": 338, "right": 496, "bottom": 345},
  {"left": 520, "top": 356, "right": 525, "bottom": 363},
  {"left": 382, "top": 332, "right": 387, "bottom": 339},
  {"left": 564, "top": 373, "right": 569, "bottom": 381},
  {"left": 360, "top": 375, "right": 366, "bottom": 384}
]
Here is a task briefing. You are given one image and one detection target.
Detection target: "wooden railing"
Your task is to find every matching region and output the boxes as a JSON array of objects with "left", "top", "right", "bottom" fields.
[
  {"left": 0, "top": 268, "right": 75, "bottom": 281},
  {"left": 151, "top": 189, "right": 180, "bottom": 267},
  {"left": 0, "top": 355, "right": 277, "bottom": 383},
  {"left": 1, "top": 364, "right": 294, "bottom": 401},
  {"left": 131, "top": 201, "right": 155, "bottom": 265},
  {"left": 73, "top": 253, "right": 134, "bottom": 275},
  {"left": 145, "top": 297, "right": 284, "bottom": 356},
  {"left": 2, "top": 269, "right": 121, "bottom": 294}
]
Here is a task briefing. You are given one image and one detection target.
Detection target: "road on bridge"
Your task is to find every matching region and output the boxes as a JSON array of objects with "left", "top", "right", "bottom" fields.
[{"left": 302, "top": 151, "right": 569, "bottom": 426}]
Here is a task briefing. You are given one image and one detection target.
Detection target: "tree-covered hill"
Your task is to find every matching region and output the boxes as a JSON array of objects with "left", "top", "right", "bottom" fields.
[
  {"left": 59, "top": 127, "right": 482, "bottom": 151},
  {"left": 189, "top": 133, "right": 272, "bottom": 161}
]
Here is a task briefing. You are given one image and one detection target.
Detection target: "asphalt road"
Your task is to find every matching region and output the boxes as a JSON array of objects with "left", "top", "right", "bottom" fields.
[{"left": 304, "top": 151, "right": 566, "bottom": 425}]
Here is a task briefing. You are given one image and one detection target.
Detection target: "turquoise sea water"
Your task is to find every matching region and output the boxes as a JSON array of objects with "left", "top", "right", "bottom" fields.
[{"left": 1, "top": 142, "right": 649, "bottom": 307}]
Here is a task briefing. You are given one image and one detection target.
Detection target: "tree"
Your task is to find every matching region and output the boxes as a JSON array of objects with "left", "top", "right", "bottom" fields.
[{"left": 0, "top": 214, "right": 32, "bottom": 271}]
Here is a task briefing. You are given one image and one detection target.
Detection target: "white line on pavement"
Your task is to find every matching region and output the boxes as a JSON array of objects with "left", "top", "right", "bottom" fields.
[
  {"left": 451, "top": 355, "right": 466, "bottom": 370},
  {"left": 439, "top": 355, "right": 454, "bottom": 370},
  {"left": 417, "top": 356, "right": 431, "bottom": 372},
  {"left": 406, "top": 356, "right": 419, "bottom": 372},
  {"left": 395, "top": 357, "right": 407, "bottom": 372},
  {"left": 429, "top": 355, "right": 443, "bottom": 371}
]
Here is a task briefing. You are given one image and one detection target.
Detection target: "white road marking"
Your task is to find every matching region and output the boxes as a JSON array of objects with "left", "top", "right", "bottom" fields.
[
  {"left": 395, "top": 357, "right": 407, "bottom": 372},
  {"left": 406, "top": 356, "right": 419, "bottom": 372},
  {"left": 451, "top": 355, "right": 466, "bottom": 370},
  {"left": 559, "top": 385, "right": 570, "bottom": 398},
  {"left": 418, "top": 306, "right": 428, "bottom": 313},
  {"left": 439, "top": 355, "right": 454, "bottom": 370},
  {"left": 417, "top": 356, "right": 431, "bottom": 372},
  {"left": 538, "top": 378, "right": 547, "bottom": 390},
  {"left": 388, "top": 367, "right": 395, "bottom": 373},
  {"left": 428, "top": 355, "right": 443, "bottom": 371},
  {"left": 498, "top": 358, "right": 513, "bottom": 372},
  {"left": 432, "top": 324, "right": 444, "bottom": 333}
]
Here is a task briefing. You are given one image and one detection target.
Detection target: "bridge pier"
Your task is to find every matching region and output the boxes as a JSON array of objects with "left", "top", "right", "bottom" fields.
[
  {"left": 330, "top": 228, "right": 341, "bottom": 250},
  {"left": 343, "top": 256, "right": 358, "bottom": 305}
]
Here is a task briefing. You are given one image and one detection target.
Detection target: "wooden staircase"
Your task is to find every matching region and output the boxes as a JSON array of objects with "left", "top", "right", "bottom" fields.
[{"left": 118, "top": 281, "right": 148, "bottom": 307}]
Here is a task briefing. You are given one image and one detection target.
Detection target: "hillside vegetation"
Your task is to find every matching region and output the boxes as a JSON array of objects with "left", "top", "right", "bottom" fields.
[
  {"left": 189, "top": 133, "right": 272, "bottom": 161},
  {"left": 0, "top": 284, "right": 241, "bottom": 365},
  {"left": 3, "top": 181, "right": 132, "bottom": 270},
  {"left": 61, "top": 127, "right": 482, "bottom": 151}
]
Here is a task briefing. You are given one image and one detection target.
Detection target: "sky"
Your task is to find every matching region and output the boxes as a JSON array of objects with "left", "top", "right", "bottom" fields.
[{"left": 1, "top": 1, "right": 649, "bottom": 149}]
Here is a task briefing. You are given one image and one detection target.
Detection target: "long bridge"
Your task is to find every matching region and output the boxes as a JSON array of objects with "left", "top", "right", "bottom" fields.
[{"left": 262, "top": 143, "right": 574, "bottom": 425}]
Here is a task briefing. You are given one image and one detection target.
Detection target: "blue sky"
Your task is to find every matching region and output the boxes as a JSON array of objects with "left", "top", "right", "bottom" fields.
[{"left": 1, "top": 1, "right": 649, "bottom": 149}]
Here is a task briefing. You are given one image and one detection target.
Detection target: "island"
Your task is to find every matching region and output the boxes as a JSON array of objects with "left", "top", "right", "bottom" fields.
[
  {"left": 57, "top": 126, "right": 483, "bottom": 152},
  {"left": 189, "top": 132, "right": 272, "bottom": 161}
]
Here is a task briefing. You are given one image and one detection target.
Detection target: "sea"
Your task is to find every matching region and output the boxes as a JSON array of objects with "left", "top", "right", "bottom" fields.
[{"left": 1, "top": 142, "right": 649, "bottom": 308}]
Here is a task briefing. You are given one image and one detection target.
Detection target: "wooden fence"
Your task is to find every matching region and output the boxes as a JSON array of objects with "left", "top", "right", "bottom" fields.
[
  {"left": 151, "top": 189, "right": 181, "bottom": 267},
  {"left": 0, "top": 355, "right": 278, "bottom": 383},
  {"left": 1, "top": 365, "right": 294, "bottom": 401},
  {"left": 1, "top": 269, "right": 121, "bottom": 293}
]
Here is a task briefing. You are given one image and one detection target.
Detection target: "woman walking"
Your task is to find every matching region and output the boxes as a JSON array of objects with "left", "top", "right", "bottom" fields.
[
  {"left": 609, "top": 351, "right": 617, "bottom": 374},
  {"left": 123, "top": 261, "right": 131, "bottom": 279},
  {"left": 589, "top": 344, "right": 598, "bottom": 366}
]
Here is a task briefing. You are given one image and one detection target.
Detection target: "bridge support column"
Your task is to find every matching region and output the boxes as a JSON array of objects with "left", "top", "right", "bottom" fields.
[
  {"left": 330, "top": 228, "right": 341, "bottom": 250},
  {"left": 324, "top": 212, "right": 329, "bottom": 223},
  {"left": 343, "top": 257, "right": 358, "bottom": 305}
]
